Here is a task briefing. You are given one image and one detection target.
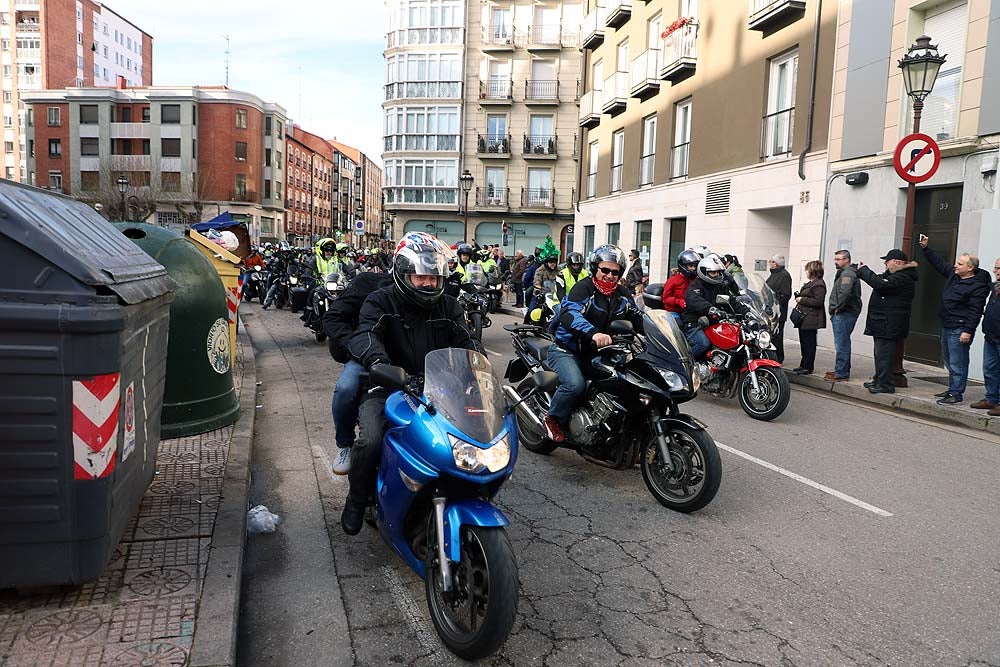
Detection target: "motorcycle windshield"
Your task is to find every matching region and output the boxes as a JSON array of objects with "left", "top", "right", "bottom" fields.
[
  {"left": 732, "top": 272, "right": 779, "bottom": 325},
  {"left": 423, "top": 349, "right": 505, "bottom": 444},
  {"left": 639, "top": 310, "right": 694, "bottom": 377},
  {"left": 466, "top": 264, "right": 488, "bottom": 287}
]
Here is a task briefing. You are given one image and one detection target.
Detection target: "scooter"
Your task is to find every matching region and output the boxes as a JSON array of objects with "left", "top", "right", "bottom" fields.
[{"left": 365, "top": 350, "right": 554, "bottom": 660}]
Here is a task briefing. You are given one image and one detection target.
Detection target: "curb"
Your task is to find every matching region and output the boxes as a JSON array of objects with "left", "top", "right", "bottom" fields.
[
  {"left": 787, "top": 372, "right": 1000, "bottom": 436},
  {"left": 189, "top": 319, "right": 257, "bottom": 667}
]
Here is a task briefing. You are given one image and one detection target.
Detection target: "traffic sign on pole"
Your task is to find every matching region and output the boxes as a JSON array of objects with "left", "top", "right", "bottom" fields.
[{"left": 893, "top": 132, "right": 941, "bottom": 184}]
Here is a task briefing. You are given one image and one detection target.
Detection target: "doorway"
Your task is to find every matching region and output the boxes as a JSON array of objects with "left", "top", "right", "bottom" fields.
[{"left": 907, "top": 185, "right": 963, "bottom": 366}]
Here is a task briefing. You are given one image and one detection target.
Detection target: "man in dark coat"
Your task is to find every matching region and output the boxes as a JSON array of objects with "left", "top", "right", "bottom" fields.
[
  {"left": 919, "top": 235, "right": 991, "bottom": 404},
  {"left": 857, "top": 249, "right": 919, "bottom": 394},
  {"left": 825, "top": 249, "right": 862, "bottom": 381},
  {"left": 765, "top": 255, "right": 793, "bottom": 363},
  {"left": 510, "top": 250, "right": 527, "bottom": 307},
  {"left": 623, "top": 249, "right": 645, "bottom": 293},
  {"left": 975, "top": 258, "right": 1000, "bottom": 415}
]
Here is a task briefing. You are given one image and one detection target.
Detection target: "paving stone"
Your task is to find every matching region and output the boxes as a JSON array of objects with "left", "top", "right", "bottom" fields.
[
  {"left": 3, "top": 643, "right": 105, "bottom": 666},
  {"left": 120, "top": 567, "right": 198, "bottom": 603},
  {"left": 154, "top": 463, "right": 201, "bottom": 483},
  {"left": 137, "top": 496, "right": 204, "bottom": 518},
  {"left": 100, "top": 637, "right": 190, "bottom": 667},
  {"left": 132, "top": 514, "right": 200, "bottom": 542},
  {"left": 57, "top": 570, "right": 126, "bottom": 609},
  {"left": 125, "top": 539, "right": 208, "bottom": 570},
  {"left": 201, "top": 462, "right": 226, "bottom": 477},
  {"left": 199, "top": 448, "right": 226, "bottom": 466},
  {"left": 145, "top": 480, "right": 198, "bottom": 497},
  {"left": 11, "top": 606, "right": 111, "bottom": 651},
  {"left": 154, "top": 451, "right": 199, "bottom": 465},
  {"left": 108, "top": 597, "right": 196, "bottom": 643}
]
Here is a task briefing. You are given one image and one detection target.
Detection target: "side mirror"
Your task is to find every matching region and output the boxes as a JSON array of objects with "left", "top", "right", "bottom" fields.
[
  {"left": 715, "top": 294, "right": 730, "bottom": 305},
  {"left": 531, "top": 370, "right": 559, "bottom": 393},
  {"left": 609, "top": 320, "right": 634, "bottom": 336},
  {"left": 370, "top": 364, "right": 408, "bottom": 390}
]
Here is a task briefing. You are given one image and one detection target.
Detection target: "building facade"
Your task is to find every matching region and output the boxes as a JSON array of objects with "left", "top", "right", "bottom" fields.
[
  {"left": 285, "top": 125, "right": 335, "bottom": 245},
  {"left": 1, "top": 0, "right": 151, "bottom": 185},
  {"left": 574, "top": 0, "right": 836, "bottom": 283},
  {"left": 358, "top": 151, "right": 385, "bottom": 246},
  {"left": 824, "top": 0, "right": 1000, "bottom": 374},
  {"left": 383, "top": 0, "right": 583, "bottom": 254},
  {"left": 23, "top": 85, "right": 287, "bottom": 240}
]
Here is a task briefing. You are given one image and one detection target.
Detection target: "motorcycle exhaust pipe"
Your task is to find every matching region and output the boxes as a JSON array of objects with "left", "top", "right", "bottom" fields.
[{"left": 502, "top": 384, "right": 544, "bottom": 432}]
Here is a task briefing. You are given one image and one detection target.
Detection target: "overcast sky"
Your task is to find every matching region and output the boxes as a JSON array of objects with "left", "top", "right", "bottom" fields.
[{"left": 107, "top": 0, "right": 386, "bottom": 162}]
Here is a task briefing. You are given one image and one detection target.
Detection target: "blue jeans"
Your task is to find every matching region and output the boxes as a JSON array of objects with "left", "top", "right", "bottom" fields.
[
  {"left": 546, "top": 345, "right": 586, "bottom": 425},
  {"left": 685, "top": 327, "right": 711, "bottom": 359},
  {"left": 332, "top": 360, "right": 364, "bottom": 448},
  {"left": 984, "top": 338, "right": 1000, "bottom": 404},
  {"left": 831, "top": 312, "right": 859, "bottom": 378},
  {"left": 940, "top": 327, "right": 970, "bottom": 399}
]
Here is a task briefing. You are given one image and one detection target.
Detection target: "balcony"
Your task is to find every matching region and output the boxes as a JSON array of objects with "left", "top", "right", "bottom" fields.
[
  {"left": 383, "top": 186, "right": 458, "bottom": 207},
  {"left": 523, "top": 134, "right": 557, "bottom": 159},
  {"left": 525, "top": 24, "right": 563, "bottom": 51},
  {"left": 475, "top": 186, "right": 509, "bottom": 210},
  {"left": 606, "top": 0, "right": 632, "bottom": 29},
  {"left": 660, "top": 20, "right": 698, "bottom": 83},
  {"left": 524, "top": 79, "right": 559, "bottom": 104},
  {"left": 601, "top": 72, "right": 628, "bottom": 116},
  {"left": 761, "top": 107, "right": 794, "bottom": 159},
  {"left": 477, "top": 133, "right": 512, "bottom": 157},
  {"left": 384, "top": 80, "right": 462, "bottom": 101},
  {"left": 479, "top": 79, "right": 513, "bottom": 104},
  {"left": 482, "top": 25, "right": 516, "bottom": 50},
  {"left": 581, "top": 5, "right": 606, "bottom": 50},
  {"left": 521, "top": 187, "right": 554, "bottom": 211},
  {"left": 671, "top": 142, "right": 690, "bottom": 179},
  {"left": 111, "top": 155, "right": 150, "bottom": 171},
  {"left": 15, "top": 21, "right": 39, "bottom": 33},
  {"left": 386, "top": 26, "right": 463, "bottom": 48},
  {"left": 748, "top": 0, "right": 807, "bottom": 32},
  {"left": 110, "top": 122, "right": 151, "bottom": 139},
  {"left": 629, "top": 49, "right": 661, "bottom": 99},
  {"left": 229, "top": 191, "right": 258, "bottom": 203},
  {"left": 578, "top": 90, "right": 601, "bottom": 128},
  {"left": 383, "top": 133, "right": 460, "bottom": 153}
]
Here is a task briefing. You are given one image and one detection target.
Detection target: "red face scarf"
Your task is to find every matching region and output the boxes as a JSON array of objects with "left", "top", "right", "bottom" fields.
[{"left": 593, "top": 274, "right": 618, "bottom": 296}]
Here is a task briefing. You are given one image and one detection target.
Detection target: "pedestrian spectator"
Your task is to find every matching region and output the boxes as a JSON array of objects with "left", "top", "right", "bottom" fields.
[
  {"left": 857, "top": 249, "right": 919, "bottom": 394},
  {"left": 974, "top": 257, "right": 1000, "bottom": 415},
  {"left": 765, "top": 255, "right": 793, "bottom": 363},
  {"left": 918, "top": 235, "right": 991, "bottom": 404},
  {"left": 790, "top": 260, "right": 827, "bottom": 375},
  {"left": 825, "top": 249, "right": 862, "bottom": 381},
  {"left": 624, "top": 249, "right": 644, "bottom": 294},
  {"left": 523, "top": 254, "right": 538, "bottom": 313},
  {"left": 510, "top": 250, "right": 527, "bottom": 308}
]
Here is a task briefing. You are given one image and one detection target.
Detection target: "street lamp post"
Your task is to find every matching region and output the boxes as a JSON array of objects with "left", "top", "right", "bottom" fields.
[
  {"left": 459, "top": 169, "right": 474, "bottom": 244},
  {"left": 116, "top": 176, "right": 129, "bottom": 221},
  {"left": 895, "top": 35, "right": 946, "bottom": 386}
]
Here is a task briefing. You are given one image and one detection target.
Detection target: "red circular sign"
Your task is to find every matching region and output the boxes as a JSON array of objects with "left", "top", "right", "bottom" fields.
[{"left": 893, "top": 133, "right": 941, "bottom": 184}]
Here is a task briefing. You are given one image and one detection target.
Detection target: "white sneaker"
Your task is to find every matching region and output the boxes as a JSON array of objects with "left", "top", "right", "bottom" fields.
[{"left": 332, "top": 447, "right": 352, "bottom": 475}]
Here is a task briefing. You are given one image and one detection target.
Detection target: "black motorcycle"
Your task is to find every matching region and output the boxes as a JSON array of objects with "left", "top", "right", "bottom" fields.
[
  {"left": 242, "top": 265, "right": 267, "bottom": 303},
  {"left": 263, "top": 263, "right": 295, "bottom": 310},
  {"left": 457, "top": 264, "right": 493, "bottom": 341},
  {"left": 289, "top": 264, "right": 317, "bottom": 314},
  {"left": 502, "top": 311, "right": 721, "bottom": 512},
  {"left": 304, "top": 272, "right": 345, "bottom": 342}
]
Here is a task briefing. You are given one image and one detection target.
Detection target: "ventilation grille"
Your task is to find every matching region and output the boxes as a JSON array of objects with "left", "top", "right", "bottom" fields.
[{"left": 705, "top": 180, "right": 731, "bottom": 215}]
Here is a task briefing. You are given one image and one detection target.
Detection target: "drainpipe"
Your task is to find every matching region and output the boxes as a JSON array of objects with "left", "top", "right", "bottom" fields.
[
  {"left": 797, "top": 0, "right": 823, "bottom": 181},
  {"left": 994, "top": 142, "right": 1000, "bottom": 209}
]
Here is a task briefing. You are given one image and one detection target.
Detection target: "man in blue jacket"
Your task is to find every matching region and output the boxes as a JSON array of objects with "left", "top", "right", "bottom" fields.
[{"left": 919, "top": 235, "right": 991, "bottom": 405}]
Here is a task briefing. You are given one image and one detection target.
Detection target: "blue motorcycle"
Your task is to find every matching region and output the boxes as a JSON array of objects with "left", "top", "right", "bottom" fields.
[{"left": 367, "top": 348, "right": 555, "bottom": 660}]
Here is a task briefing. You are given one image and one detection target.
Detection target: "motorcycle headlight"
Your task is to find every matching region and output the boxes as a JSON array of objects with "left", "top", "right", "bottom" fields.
[
  {"left": 449, "top": 434, "right": 510, "bottom": 473},
  {"left": 757, "top": 331, "right": 772, "bottom": 348},
  {"left": 326, "top": 281, "right": 338, "bottom": 291},
  {"left": 657, "top": 368, "right": 686, "bottom": 392},
  {"left": 289, "top": 276, "right": 298, "bottom": 285}
]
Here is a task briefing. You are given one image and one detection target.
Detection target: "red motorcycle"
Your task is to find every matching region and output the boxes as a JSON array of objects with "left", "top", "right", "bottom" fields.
[{"left": 642, "top": 273, "right": 789, "bottom": 421}]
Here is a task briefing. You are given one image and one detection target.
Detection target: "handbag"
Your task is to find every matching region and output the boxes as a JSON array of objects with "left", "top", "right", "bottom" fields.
[{"left": 789, "top": 306, "right": 805, "bottom": 328}]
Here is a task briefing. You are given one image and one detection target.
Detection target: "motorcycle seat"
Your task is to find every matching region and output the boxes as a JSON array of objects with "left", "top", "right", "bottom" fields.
[{"left": 523, "top": 337, "right": 551, "bottom": 362}]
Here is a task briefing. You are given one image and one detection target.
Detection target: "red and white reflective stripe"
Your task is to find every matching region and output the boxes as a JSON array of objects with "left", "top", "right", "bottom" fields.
[
  {"left": 227, "top": 287, "right": 239, "bottom": 325},
  {"left": 72, "top": 373, "right": 120, "bottom": 480}
]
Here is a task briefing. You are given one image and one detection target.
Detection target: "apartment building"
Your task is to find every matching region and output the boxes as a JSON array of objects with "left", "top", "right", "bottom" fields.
[
  {"left": 329, "top": 142, "right": 359, "bottom": 243},
  {"left": 383, "top": 0, "right": 583, "bottom": 255},
  {"left": 824, "top": 0, "right": 1000, "bottom": 373},
  {"left": 0, "top": 0, "right": 151, "bottom": 185},
  {"left": 575, "top": 0, "right": 836, "bottom": 282},
  {"left": 286, "top": 125, "right": 335, "bottom": 245},
  {"left": 23, "top": 85, "right": 288, "bottom": 241},
  {"left": 358, "top": 152, "right": 385, "bottom": 246}
]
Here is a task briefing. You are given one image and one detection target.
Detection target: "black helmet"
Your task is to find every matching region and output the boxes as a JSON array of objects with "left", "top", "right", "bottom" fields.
[
  {"left": 567, "top": 252, "right": 584, "bottom": 271},
  {"left": 456, "top": 243, "right": 474, "bottom": 263},
  {"left": 392, "top": 233, "right": 451, "bottom": 309},
  {"left": 677, "top": 249, "right": 700, "bottom": 278},
  {"left": 588, "top": 244, "right": 627, "bottom": 277},
  {"left": 697, "top": 254, "right": 727, "bottom": 285}
]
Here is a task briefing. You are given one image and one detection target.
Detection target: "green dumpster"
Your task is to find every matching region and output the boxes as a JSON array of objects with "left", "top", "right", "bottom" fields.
[{"left": 114, "top": 223, "right": 239, "bottom": 438}]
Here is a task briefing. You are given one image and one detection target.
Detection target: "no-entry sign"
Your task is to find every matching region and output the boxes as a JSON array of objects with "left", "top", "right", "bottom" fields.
[{"left": 893, "top": 132, "right": 941, "bottom": 184}]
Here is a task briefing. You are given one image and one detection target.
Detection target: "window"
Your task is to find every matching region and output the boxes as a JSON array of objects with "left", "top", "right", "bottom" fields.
[
  {"left": 0, "top": 13, "right": 7, "bottom": 25},
  {"left": 584, "top": 225, "right": 595, "bottom": 256},
  {"left": 162, "top": 172, "right": 181, "bottom": 192},
  {"left": 485, "top": 166, "right": 505, "bottom": 204},
  {"left": 672, "top": 99, "right": 691, "bottom": 178},
  {"left": 80, "top": 137, "right": 99, "bottom": 156},
  {"left": 264, "top": 180, "right": 271, "bottom": 199},
  {"left": 526, "top": 168, "right": 552, "bottom": 206},
  {"left": 907, "top": 2, "right": 966, "bottom": 141},
  {"left": 141, "top": 139, "right": 150, "bottom": 155},
  {"left": 235, "top": 108, "right": 247, "bottom": 129},
  {"left": 1, "top": 39, "right": 8, "bottom": 51},
  {"left": 79, "top": 104, "right": 98, "bottom": 124},
  {"left": 277, "top": 121, "right": 283, "bottom": 136},
  {"left": 48, "top": 171, "right": 62, "bottom": 191},
  {"left": 265, "top": 116, "right": 272, "bottom": 136},
  {"left": 235, "top": 174, "right": 247, "bottom": 198},
  {"left": 81, "top": 171, "right": 99, "bottom": 191},
  {"left": 2, "top": 115, "right": 10, "bottom": 128},
  {"left": 616, "top": 39, "right": 629, "bottom": 73},
  {"left": 142, "top": 107, "right": 150, "bottom": 122},
  {"left": 763, "top": 50, "right": 797, "bottom": 159},
  {"left": 160, "top": 104, "right": 181, "bottom": 124},
  {"left": 610, "top": 130, "right": 624, "bottom": 193},
  {"left": 607, "top": 223, "right": 620, "bottom": 247},
  {"left": 103, "top": 46, "right": 108, "bottom": 58},
  {"left": 2, "top": 92, "right": 9, "bottom": 103},
  {"left": 235, "top": 142, "right": 247, "bottom": 161},
  {"left": 640, "top": 115, "right": 656, "bottom": 186},
  {"left": 161, "top": 138, "right": 181, "bottom": 157},
  {"left": 76, "top": 32, "right": 82, "bottom": 45},
  {"left": 265, "top": 148, "right": 271, "bottom": 167},
  {"left": 2, "top": 65, "right": 9, "bottom": 78},
  {"left": 48, "top": 139, "right": 61, "bottom": 158},
  {"left": 3, "top": 141, "right": 11, "bottom": 154},
  {"left": 77, "top": 56, "right": 84, "bottom": 69},
  {"left": 119, "top": 107, "right": 132, "bottom": 122},
  {"left": 47, "top": 107, "right": 61, "bottom": 127}
]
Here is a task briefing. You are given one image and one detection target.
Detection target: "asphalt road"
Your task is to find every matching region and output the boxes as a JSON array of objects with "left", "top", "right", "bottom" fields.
[{"left": 237, "top": 300, "right": 1000, "bottom": 667}]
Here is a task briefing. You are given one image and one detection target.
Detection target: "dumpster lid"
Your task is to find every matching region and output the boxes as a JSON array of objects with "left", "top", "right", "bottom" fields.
[
  {"left": 186, "top": 229, "right": 242, "bottom": 265},
  {"left": 0, "top": 180, "right": 175, "bottom": 304}
]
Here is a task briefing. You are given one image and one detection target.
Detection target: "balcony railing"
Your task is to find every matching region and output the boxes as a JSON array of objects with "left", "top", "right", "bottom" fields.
[
  {"left": 606, "top": 0, "right": 632, "bottom": 29},
  {"left": 630, "top": 48, "right": 661, "bottom": 98},
  {"left": 748, "top": 0, "right": 807, "bottom": 31},
  {"left": 661, "top": 20, "right": 699, "bottom": 82},
  {"left": 526, "top": 24, "right": 563, "bottom": 49},
  {"left": 601, "top": 72, "right": 628, "bottom": 114},
  {"left": 229, "top": 190, "right": 258, "bottom": 203},
  {"left": 386, "top": 26, "right": 463, "bottom": 48},
  {"left": 475, "top": 186, "right": 509, "bottom": 208},
  {"left": 581, "top": 5, "right": 607, "bottom": 49},
  {"left": 524, "top": 134, "right": 557, "bottom": 156},
  {"left": 479, "top": 79, "right": 513, "bottom": 102},
  {"left": 521, "top": 187, "right": 554, "bottom": 209},
  {"left": 477, "top": 133, "right": 511, "bottom": 155},
  {"left": 384, "top": 186, "right": 458, "bottom": 205},
  {"left": 383, "top": 134, "right": 460, "bottom": 152},
  {"left": 761, "top": 107, "right": 794, "bottom": 159},
  {"left": 16, "top": 48, "right": 40, "bottom": 60},
  {"left": 610, "top": 163, "right": 623, "bottom": 192},
  {"left": 578, "top": 90, "right": 601, "bottom": 128},
  {"left": 639, "top": 154, "right": 655, "bottom": 185},
  {"left": 384, "top": 80, "right": 462, "bottom": 100},
  {"left": 671, "top": 142, "right": 690, "bottom": 178},
  {"left": 524, "top": 79, "right": 559, "bottom": 102},
  {"left": 15, "top": 21, "right": 40, "bottom": 32},
  {"left": 483, "top": 24, "right": 516, "bottom": 48}
]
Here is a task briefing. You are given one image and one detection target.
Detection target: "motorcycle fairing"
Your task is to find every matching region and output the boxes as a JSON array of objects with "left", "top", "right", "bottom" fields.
[
  {"left": 743, "top": 358, "right": 782, "bottom": 372},
  {"left": 443, "top": 499, "right": 510, "bottom": 563}
]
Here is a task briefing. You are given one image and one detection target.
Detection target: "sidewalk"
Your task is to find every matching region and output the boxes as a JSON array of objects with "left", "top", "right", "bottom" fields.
[
  {"left": 0, "top": 323, "right": 257, "bottom": 667},
  {"left": 785, "top": 343, "right": 1000, "bottom": 435}
]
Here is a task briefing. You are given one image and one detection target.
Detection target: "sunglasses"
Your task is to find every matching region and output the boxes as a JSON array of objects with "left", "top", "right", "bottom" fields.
[{"left": 597, "top": 267, "right": 621, "bottom": 277}]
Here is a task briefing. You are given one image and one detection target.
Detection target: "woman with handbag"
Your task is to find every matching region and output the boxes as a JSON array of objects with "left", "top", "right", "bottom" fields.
[{"left": 791, "top": 260, "right": 827, "bottom": 376}]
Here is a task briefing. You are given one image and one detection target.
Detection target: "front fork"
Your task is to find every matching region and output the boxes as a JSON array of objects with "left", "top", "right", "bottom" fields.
[
  {"left": 432, "top": 497, "right": 452, "bottom": 592},
  {"left": 648, "top": 413, "right": 675, "bottom": 473}
]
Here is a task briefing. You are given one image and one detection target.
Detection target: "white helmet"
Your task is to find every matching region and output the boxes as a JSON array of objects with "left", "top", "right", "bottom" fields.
[
  {"left": 688, "top": 245, "right": 711, "bottom": 260},
  {"left": 697, "top": 254, "right": 727, "bottom": 284}
]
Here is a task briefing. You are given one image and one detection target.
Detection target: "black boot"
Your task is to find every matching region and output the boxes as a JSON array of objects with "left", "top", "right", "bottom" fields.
[{"left": 341, "top": 496, "right": 366, "bottom": 535}]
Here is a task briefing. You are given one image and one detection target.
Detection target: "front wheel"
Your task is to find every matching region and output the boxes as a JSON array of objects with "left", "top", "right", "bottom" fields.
[
  {"left": 469, "top": 313, "right": 483, "bottom": 341},
  {"left": 640, "top": 424, "right": 721, "bottom": 513},
  {"left": 425, "top": 524, "right": 518, "bottom": 661},
  {"left": 738, "top": 366, "right": 790, "bottom": 421}
]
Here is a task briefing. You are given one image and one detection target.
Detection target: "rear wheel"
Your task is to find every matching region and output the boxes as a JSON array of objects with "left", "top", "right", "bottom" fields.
[
  {"left": 738, "top": 366, "right": 790, "bottom": 421},
  {"left": 640, "top": 423, "right": 721, "bottom": 513},
  {"left": 514, "top": 378, "right": 558, "bottom": 455},
  {"left": 469, "top": 313, "right": 483, "bottom": 341}
]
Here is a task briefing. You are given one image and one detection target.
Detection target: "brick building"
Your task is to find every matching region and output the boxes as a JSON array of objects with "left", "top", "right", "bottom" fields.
[
  {"left": 23, "top": 85, "right": 288, "bottom": 241},
  {"left": 285, "top": 124, "right": 334, "bottom": 246},
  {"left": 1, "top": 0, "right": 151, "bottom": 184},
  {"left": 329, "top": 139, "right": 384, "bottom": 247}
]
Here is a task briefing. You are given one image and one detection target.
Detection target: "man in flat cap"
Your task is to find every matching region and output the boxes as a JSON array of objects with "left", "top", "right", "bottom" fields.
[{"left": 856, "top": 249, "right": 919, "bottom": 394}]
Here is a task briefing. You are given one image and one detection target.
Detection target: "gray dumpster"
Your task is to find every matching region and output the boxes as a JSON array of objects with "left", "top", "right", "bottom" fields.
[{"left": 0, "top": 181, "right": 175, "bottom": 587}]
